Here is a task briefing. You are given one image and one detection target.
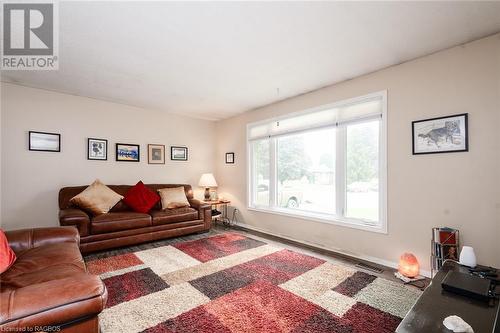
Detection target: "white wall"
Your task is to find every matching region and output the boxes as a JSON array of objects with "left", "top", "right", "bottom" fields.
[
  {"left": 215, "top": 34, "right": 500, "bottom": 273},
  {"left": 1, "top": 83, "right": 216, "bottom": 230}
]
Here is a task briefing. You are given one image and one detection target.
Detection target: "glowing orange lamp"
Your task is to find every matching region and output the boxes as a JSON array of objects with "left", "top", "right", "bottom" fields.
[{"left": 398, "top": 253, "right": 419, "bottom": 278}]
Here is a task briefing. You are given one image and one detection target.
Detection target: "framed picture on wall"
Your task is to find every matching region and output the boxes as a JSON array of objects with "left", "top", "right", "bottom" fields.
[
  {"left": 225, "top": 152, "right": 235, "bottom": 164},
  {"left": 29, "top": 131, "right": 61, "bottom": 152},
  {"left": 171, "top": 146, "right": 188, "bottom": 161},
  {"left": 148, "top": 144, "right": 165, "bottom": 164},
  {"left": 116, "top": 143, "right": 140, "bottom": 162},
  {"left": 87, "top": 138, "right": 108, "bottom": 160},
  {"left": 412, "top": 113, "right": 468, "bottom": 155}
]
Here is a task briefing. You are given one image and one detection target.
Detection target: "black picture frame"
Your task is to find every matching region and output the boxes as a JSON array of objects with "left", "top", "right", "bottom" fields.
[
  {"left": 225, "top": 152, "right": 235, "bottom": 164},
  {"left": 116, "top": 143, "right": 140, "bottom": 162},
  {"left": 29, "top": 131, "right": 61, "bottom": 152},
  {"left": 412, "top": 113, "right": 468, "bottom": 155},
  {"left": 171, "top": 146, "right": 188, "bottom": 161},
  {"left": 87, "top": 138, "right": 108, "bottom": 160}
]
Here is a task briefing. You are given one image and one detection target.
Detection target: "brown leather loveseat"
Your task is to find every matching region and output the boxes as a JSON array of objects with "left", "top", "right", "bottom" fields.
[
  {"left": 59, "top": 184, "right": 211, "bottom": 253},
  {"left": 0, "top": 227, "right": 107, "bottom": 333}
]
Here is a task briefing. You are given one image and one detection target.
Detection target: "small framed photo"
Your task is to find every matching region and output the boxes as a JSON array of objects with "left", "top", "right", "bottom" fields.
[
  {"left": 29, "top": 131, "right": 61, "bottom": 152},
  {"left": 171, "top": 146, "right": 188, "bottom": 161},
  {"left": 116, "top": 143, "right": 140, "bottom": 162},
  {"left": 412, "top": 113, "right": 468, "bottom": 155},
  {"left": 148, "top": 144, "right": 165, "bottom": 164},
  {"left": 442, "top": 245, "right": 458, "bottom": 261},
  {"left": 225, "top": 152, "right": 235, "bottom": 164},
  {"left": 88, "top": 138, "right": 107, "bottom": 160}
]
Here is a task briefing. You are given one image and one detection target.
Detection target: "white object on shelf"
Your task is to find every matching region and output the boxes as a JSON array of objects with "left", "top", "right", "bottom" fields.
[
  {"left": 459, "top": 246, "right": 477, "bottom": 268},
  {"left": 443, "top": 315, "right": 474, "bottom": 333}
]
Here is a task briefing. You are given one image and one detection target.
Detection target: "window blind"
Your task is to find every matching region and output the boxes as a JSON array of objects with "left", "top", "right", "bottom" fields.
[{"left": 248, "top": 94, "right": 383, "bottom": 141}]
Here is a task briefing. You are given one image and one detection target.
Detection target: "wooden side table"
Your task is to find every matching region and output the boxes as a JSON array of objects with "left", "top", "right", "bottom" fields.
[{"left": 204, "top": 200, "right": 231, "bottom": 226}]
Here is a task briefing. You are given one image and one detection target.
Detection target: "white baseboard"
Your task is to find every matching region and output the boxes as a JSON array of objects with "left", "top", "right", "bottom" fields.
[{"left": 234, "top": 222, "right": 431, "bottom": 278}]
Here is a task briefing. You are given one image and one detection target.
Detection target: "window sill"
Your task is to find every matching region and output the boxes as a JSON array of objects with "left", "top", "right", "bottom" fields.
[{"left": 247, "top": 206, "right": 387, "bottom": 234}]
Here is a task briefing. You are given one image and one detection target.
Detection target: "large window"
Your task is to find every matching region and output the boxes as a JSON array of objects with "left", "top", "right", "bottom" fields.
[{"left": 247, "top": 91, "right": 387, "bottom": 232}]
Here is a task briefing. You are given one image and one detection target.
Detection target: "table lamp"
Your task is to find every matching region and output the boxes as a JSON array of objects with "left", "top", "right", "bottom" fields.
[{"left": 199, "top": 173, "right": 217, "bottom": 201}]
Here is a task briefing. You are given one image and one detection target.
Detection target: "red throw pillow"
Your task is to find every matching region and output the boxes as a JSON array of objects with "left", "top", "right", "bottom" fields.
[
  {"left": 0, "top": 229, "right": 16, "bottom": 274},
  {"left": 123, "top": 181, "right": 160, "bottom": 213}
]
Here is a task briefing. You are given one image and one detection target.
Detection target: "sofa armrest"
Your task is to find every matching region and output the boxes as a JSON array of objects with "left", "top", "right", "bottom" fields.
[
  {"left": 188, "top": 199, "right": 211, "bottom": 230},
  {"left": 59, "top": 208, "right": 90, "bottom": 236},
  {"left": 5, "top": 227, "right": 80, "bottom": 255},
  {"left": 0, "top": 274, "right": 107, "bottom": 330},
  {"left": 188, "top": 198, "right": 210, "bottom": 210}
]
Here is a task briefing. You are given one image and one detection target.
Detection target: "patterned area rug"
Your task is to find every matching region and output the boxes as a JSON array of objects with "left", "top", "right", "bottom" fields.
[{"left": 85, "top": 233, "right": 421, "bottom": 333}]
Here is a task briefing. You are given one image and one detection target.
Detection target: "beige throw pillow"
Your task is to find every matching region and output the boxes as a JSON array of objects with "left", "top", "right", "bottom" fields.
[
  {"left": 158, "top": 187, "right": 190, "bottom": 209},
  {"left": 70, "top": 179, "right": 123, "bottom": 215}
]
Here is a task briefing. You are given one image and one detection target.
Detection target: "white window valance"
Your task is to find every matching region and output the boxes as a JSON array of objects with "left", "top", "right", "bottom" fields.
[{"left": 248, "top": 93, "right": 383, "bottom": 141}]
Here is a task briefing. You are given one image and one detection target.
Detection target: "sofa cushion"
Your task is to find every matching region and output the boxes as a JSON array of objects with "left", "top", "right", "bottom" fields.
[
  {"left": 1, "top": 242, "right": 85, "bottom": 289},
  {"left": 158, "top": 186, "right": 190, "bottom": 209},
  {"left": 70, "top": 179, "right": 123, "bottom": 215},
  {"left": 150, "top": 207, "right": 198, "bottom": 226},
  {"left": 91, "top": 212, "right": 151, "bottom": 234},
  {"left": 123, "top": 181, "right": 160, "bottom": 213},
  {"left": 0, "top": 229, "right": 16, "bottom": 274}
]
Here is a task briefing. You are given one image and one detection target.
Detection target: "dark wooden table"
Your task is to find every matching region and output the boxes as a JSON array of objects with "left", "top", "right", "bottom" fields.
[
  {"left": 397, "top": 261, "right": 499, "bottom": 333},
  {"left": 205, "top": 199, "right": 231, "bottom": 226}
]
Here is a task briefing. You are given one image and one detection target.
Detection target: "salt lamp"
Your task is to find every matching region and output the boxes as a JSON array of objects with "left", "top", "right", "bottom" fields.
[{"left": 398, "top": 253, "right": 419, "bottom": 278}]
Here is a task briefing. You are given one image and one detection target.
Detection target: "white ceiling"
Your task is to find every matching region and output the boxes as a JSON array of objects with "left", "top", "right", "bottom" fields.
[{"left": 2, "top": 1, "right": 500, "bottom": 120}]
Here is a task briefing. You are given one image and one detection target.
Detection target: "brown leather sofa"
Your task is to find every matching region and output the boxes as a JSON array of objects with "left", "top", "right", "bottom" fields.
[
  {"left": 59, "top": 184, "right": 211, "bottom": 253},
  {"left": 0, "top": 227, "right": 107, "bottom": 333}
]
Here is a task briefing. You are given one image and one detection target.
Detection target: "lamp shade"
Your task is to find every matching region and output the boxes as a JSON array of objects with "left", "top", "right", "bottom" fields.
[
  {"left": 198, "top": 173, "right": 217, "bottom": 188},
  {"left": 398, "top": 253, "right": 419, "bottom": 278}
]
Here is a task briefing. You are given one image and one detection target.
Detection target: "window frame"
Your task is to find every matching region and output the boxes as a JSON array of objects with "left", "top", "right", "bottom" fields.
[{"left": 247, "top": 91, "right": 387, "bottom": 234}]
